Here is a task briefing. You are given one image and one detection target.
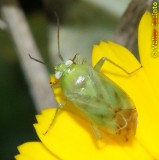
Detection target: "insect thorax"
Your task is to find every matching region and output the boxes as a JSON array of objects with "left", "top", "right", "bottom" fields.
[{"left": 61, "top": 64, "right": 97, "bottom": 97}]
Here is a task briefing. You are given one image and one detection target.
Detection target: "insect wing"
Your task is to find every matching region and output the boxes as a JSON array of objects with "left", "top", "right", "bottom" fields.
[{"left": 62, "top": 64, "right": 137, "bottom": 136}]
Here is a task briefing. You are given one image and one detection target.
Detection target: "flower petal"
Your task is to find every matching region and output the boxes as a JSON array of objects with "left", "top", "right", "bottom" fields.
[
  {"left": 15, "top": 142, "right": 59, "bottom": 160},
  {"left": 138, "top": 11, "right": 159, "bottom": 97},
  {"left": 34, "top": 109, "right": 131, "bottom": 160},
  {"left": 34, "top": 108, "right": 158, "bottom": 160}
]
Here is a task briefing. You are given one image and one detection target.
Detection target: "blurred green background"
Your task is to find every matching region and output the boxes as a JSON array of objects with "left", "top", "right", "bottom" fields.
[{"left": 0, "top": 0, "right": 131, "bottom": 159}]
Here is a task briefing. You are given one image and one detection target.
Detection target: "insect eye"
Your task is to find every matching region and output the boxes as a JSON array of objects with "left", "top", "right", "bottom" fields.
[
  {"left": 65, "top": 60, "right": 73, "bottom": 67},
  {"left": 55, "top": 71, "right": 62, "bottom": 79}
]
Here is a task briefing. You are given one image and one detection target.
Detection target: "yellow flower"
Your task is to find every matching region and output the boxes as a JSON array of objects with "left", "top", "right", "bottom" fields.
[{"left": 15, "top": 11, "right": 159, "bottom": 160}]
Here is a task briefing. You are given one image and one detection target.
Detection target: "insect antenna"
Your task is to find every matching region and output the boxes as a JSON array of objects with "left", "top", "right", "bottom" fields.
[
  {"left": 29, "top": 54, "right": 46, "bottom": 65},
  {"left": 54, "top": 12, "right": 64, "bottom": 62},
  {"left": 28, "top": 54, "right": 54, "bottom": 71}
]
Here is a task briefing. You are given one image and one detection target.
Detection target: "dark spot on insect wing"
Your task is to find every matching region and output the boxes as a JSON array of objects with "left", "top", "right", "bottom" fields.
[
  {"left": 99, "top": 114, "right": 106, "bottom": 119},
  {"left": 114, "top": 92, "right": 122, "bottom": 105},
  {"left": 99, "top": 94, "right": 104, "bottom": 99},
  {"left": 96, "top": 94, "right": 104, "bottom": 103}
]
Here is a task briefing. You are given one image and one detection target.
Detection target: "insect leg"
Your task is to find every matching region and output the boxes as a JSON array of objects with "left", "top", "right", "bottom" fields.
[
  {"left": 43, "top": 108, "right": 59, "bottom": 135},
  {"left": 50, "top": 81, "right": 67, "bottom": 108},
  {"left": 72, "top": 54, "right": 80, "bottom": 63},
  {"left": 94, "top": 57, "right": 107, "bottom": 72},
  {"left": 43, "top": 100, "right": 67, "bottom": 135},
  {"left": 94, "top": 57, "right": 142, "bottom": 74},
  {"left": 116, "top": 112, "right": 128, "bottom": 132},
  {"left": 91, "top": 123, "right": 102, "bottom": 139}
]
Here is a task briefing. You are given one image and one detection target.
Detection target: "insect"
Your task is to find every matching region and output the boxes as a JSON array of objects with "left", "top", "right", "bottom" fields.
[
  {"left": 50, "top": 54, "right": 138, "bottom": 140},
  {"left": 30, "top": 52, "right": 138, "bottom": 140},
  {"left": 29, "top": 14, "right": 139, "bottom": 140}
]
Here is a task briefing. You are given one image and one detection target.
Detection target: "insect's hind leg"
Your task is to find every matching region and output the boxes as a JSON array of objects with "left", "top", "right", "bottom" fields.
[
  {"left": 94, "top": 57, "right": 107, "bottom": 72},
  {"left": 91, "top": 123, "right": 102, "bottom": 139},
  {"left": 94, "top": 57, "right": 142, "bottom": 74}
]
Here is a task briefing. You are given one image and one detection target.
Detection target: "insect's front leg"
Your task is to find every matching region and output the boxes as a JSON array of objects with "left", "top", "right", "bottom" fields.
[
  {"left": 43, "top": 108, "right": 59, "bottom": 135},
  {"left": 43, "top": 80, "right": 67, "bottom": 135},
  {"left": 50, "top": 80, "right": 67, "bottom": 108}
]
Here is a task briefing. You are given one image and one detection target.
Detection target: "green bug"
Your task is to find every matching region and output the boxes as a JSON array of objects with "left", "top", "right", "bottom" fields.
[
  {"left": 29, "top": 15, "right": 138, "bottom": 140},
  {"left": 50, "top": 54, "right": 138, "bottom": 140}
]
